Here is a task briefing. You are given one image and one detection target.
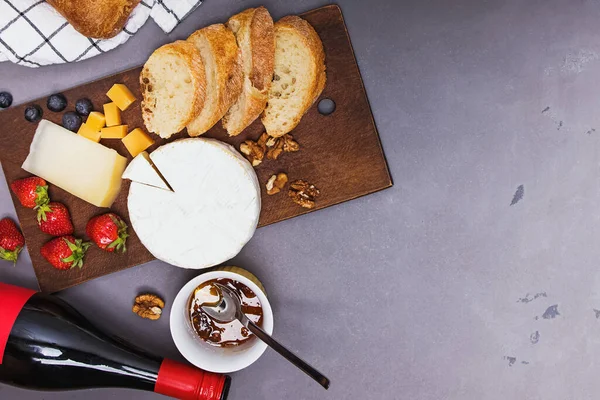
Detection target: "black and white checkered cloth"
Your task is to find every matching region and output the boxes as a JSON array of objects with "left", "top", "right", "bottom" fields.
[{"left": 0, "top": 0, "right": 202, "bottom": 67}]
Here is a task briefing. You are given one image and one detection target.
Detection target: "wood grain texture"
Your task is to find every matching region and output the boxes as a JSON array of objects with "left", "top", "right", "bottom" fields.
[{"left": 0, "top": 5, "right": 392, "bottom": 293}]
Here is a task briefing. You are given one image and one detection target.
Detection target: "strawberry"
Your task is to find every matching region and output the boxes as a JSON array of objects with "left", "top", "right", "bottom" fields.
[
  {"left": 38, "top": 203, "right": 73, "bottom": 236},
  {"left": 10, "top": 177, "right": 51, "bottom": 221},
  {"left": 41, "top": 236, "right": 90, "bottom": 270},
  {"left": 0, "top": 218, "right": 24, "bottom": 264},
  {"left": 86, "top": 213, "right": 129, "bottom": 253}
]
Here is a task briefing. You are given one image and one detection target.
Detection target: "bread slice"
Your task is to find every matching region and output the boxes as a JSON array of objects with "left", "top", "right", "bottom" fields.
[
  {"left": 261, "top": 16, "right": 326, "bottom": 137},
  {"left": 186, "top": 24, "right": 243, "bottom": 137},
  {"left": 222, "top": 7, "right": 275, "bottom": 136},
  {"left": 140, "top": 41, "right": 206, "bottom": 139},
  {"left": 47, "top": 0, "right": 139, "bottom": 39}
]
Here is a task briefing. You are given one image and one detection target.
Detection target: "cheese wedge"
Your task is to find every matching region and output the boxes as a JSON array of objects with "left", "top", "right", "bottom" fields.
[
  {"left": 22, "top": 120, "right": 127, "bottom": 208},
  {"left": 128, "top": 138, "right": 261, "bottom": 269},
  {"left": 122, "top": 151, "right": 171, "bottom": 191}
]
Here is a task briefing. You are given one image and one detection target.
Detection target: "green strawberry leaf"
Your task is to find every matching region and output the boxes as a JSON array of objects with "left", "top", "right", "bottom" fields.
[
  {"left": 36, "top": 203, "right": 52, "bottom": 223},
  {"left": 62, "top": 238, "right": 91, "bottom": 269},
  {"left": 34, "top": 185, "right": 50, "bottom": 207},
  {"left": 108, "top": 214, "right": 129, "bottom": 253},
  {"left": 0, "top": 245, "right": 21, "bottom": 265}
]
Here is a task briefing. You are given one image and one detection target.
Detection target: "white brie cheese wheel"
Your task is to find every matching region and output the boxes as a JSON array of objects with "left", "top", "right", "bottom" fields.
[
  {"left": 128, "top": 138, "right": 261, "bottom": 269},
  {"left": 122, "top": 151, "right": 171, "bottom": 191}
]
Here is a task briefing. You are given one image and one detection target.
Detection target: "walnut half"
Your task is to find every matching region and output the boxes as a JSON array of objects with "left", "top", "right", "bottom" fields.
[
  {"left": 282, "top": 134, "right": 300, "bottom": 152},
  {"left": 266, "top": 136, "right": 284, "bottom": 160},
  {"left": 266, "top": 134, "right": 299, "bottom": 160},
  {"left": 266, "top": 173, "right": 289, "bottom": 195},
  {"left": 240, "top": 139, "right": 265, "bottom": 166},
  {"left": 289, "top": 180, "right": 320, "bottom": 209},
  {"left": 133, "top": 294, "right": 165, "bottom": 320}
]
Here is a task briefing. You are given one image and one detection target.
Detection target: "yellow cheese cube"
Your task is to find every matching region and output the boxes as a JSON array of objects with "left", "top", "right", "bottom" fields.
[
  {"left": 77, "top": 123, "right": 102, "bottom": 143},
  {"left": 103, "top": 102, "right": 122, "bottom": 127},
  {"left": 122, "top": 128, "right": 154, "bottom": 157},
  {"left": 86, "top": 112, "right": 106, "bottom": 132},
  {"left": 107, "top": 84, "right": 136, "bottom": 111},
  {"left": 101, "top": 125, "right": 128, "bottom": 139}
]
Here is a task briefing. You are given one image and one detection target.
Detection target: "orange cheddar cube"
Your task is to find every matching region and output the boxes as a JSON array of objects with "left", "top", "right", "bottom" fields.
[
  {"left": 86, "top": 112, "right": 106, "bottom": 132},
  {"left": 122, "top": 128, "right": 154, "bottom": 157},
  {"left": 107, "top": 84, "right": 136, "bottom": 111},
  {"left": 77, "top": 123, "right": 102, "bottom": 143},
  {"left": 101, "top": 125, "right": 128, "bottom": 139},
  {"left": 103, "top": 102, "right": 122, "bottom": 127}
]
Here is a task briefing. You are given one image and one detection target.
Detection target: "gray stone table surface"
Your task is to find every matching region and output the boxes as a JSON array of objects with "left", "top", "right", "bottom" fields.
[{"left": 1, "top": 0, "right": 599, "bottom": 398}]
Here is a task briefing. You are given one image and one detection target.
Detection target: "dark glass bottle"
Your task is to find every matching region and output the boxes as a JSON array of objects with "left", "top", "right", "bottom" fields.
[{"left": 0, "top": 283, "right": 230, "bottom": 400}]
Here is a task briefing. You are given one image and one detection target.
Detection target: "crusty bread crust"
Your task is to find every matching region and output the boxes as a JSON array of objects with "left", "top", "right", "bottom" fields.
[
  {"left": 222, "top": 7, "right": 275, "bottom": 136},
  {"left": 47, "top": 0, "right": 140, "bottom": 39},
  {"left": 140, "top": 41, "right": 206, "bottom": 138},
  {"left": 249, "top": 7, "right": 275, "bottom": 92},
  {"left": 186, "top": 24, "right": 243, "bottom": 137},
  {"left": 262, "top": 16, "right": 326, "bottom": 137}
]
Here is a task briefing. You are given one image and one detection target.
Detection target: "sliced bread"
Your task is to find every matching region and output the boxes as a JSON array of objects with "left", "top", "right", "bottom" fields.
[
  {"left": 222, "top": 7, "right": 275, "bottom": 136},
  {"left": 186, "top": 24, "right": 243, "bottom": 137},
  {"left": 140, "top": 41, "right": 206, "bottom": 139},
  {"left": 261, "top": 16, "right": 326, "bottom": 137}
]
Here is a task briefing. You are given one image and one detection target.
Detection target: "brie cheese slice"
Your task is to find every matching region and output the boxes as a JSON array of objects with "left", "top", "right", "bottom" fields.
[
  {"left": 122, "top": 151, "right": 171, "bottom": 191},
  {"left": 127, "top": 138, "right": 261, "bottom": 269}
]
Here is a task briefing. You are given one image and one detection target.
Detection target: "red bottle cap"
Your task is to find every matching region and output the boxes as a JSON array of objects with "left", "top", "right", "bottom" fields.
[
  {"left": 155, "top": 358, "right": 227, "bottom": 400},
  {"left": 0, "top": 282, "right": 36, "bottom": 364}
]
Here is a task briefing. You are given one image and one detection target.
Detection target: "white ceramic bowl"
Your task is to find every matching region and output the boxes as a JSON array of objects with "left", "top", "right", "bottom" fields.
[{"left": 170, "top": 268, "right": 274, "bottom": 373}]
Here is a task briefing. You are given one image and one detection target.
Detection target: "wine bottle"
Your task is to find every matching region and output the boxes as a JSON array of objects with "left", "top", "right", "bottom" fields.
[{"left": 0, "top": 282, "right": 230, "bottom": 400}]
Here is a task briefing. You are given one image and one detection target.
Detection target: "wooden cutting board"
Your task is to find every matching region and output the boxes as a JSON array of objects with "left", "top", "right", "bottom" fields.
[{"left": 0, "top": 5, "right": 392, "bottom": 293}]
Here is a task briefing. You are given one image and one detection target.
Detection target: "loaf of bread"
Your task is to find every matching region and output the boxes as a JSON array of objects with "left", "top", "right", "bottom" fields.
[
  {"left": 261, "top": 16, "right": 326, "bottom": 137},
  {"left": 140, "top": 41, "right": 206, "bottom": 139},
  {"left": 222, "top": 7, "right": 275, "bottom": 137},
  {"left": 47, "top": 0, "right": 139, "bottom": 39},
  {"left": 186, "top": 24, "right": 243, "bottom": 137}
]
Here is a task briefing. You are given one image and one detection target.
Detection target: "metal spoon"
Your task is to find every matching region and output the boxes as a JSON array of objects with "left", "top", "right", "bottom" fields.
[{"left": 202, "top": 283, "right": 331, "bottom": 390}]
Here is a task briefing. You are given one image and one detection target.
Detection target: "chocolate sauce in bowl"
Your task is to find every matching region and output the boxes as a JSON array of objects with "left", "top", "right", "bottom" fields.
[{"left": 189, "top": 278, "right": 263, "bottom": 347}]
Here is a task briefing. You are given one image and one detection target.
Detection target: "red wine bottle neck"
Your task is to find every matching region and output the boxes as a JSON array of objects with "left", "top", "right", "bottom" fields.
[{"left": 156, "top": 359, "right": 230, "bottom": 400}]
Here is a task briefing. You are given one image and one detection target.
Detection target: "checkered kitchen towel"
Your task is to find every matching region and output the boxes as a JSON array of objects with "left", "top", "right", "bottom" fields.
[{"left": 0, "top": 0, "right": 202, "bottom": 67}]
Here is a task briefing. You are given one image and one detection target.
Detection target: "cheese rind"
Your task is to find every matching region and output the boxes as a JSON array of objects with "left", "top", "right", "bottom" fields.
[
  {"left": 22, "top": 120, "right": 127, "bottom": 208},
  {"left": 103, "top": 102, "right": 122, "bottom": 127},
  {"left": 122, "top": 128, "right": 155, "bottom": 157},
  {"left": 107, "top": 84, "right": 136, "bottom": 111},
  {"left": 86, "top": 112, "right": 106, "bottom": 132},
  {"left": 101, "top": 125, "right": 128, "bottom": 139},
  {"left": 128, "top": 138, "right": 261, "bottom": 269},
  {"left": 77, "top": 123, "right": 102, "bottom": 142},
  {"left": 122, "top": 151, "right": 171, "bottom": 191}
]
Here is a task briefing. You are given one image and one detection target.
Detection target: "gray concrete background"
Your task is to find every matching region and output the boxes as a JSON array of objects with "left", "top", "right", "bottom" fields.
[{"left": 2, "top": 0, "right": 600, "bottom": 398}]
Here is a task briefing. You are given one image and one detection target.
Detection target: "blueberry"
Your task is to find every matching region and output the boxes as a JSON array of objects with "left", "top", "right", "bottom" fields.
[
  {"left": 24, "top": 105, "right": 43, "bottom": 123},
  {"left": 47, "top": 93, "right": 67, "bottom": 112},
  {"left": 75, "top": 98, "right": 94, "bottom": 116},
  {"left": 0, "top": 91, "right": 13, "bottom": 108},
  {"left": 62, "top": 111, "right": 82, "bottom": 132}
]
